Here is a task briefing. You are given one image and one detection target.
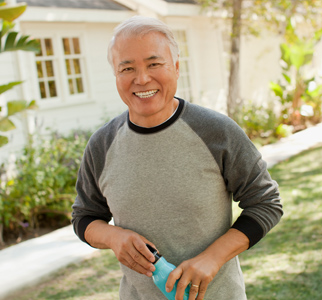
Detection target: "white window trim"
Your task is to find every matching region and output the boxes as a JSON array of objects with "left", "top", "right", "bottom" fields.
[
  {"left": 172, "top": 28, "right": 197, "bottom": 103},
  {"left": 26, "top": 30, "right": 91, "bottom": 110}
]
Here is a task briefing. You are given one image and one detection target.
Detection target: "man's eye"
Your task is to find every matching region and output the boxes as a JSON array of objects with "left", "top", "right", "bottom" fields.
[
  {"left": 149, "top": 63, "right": 160, "bottom": 68},
  {"left": 121, "top": 67, "right": 133, "bottom": 72}
]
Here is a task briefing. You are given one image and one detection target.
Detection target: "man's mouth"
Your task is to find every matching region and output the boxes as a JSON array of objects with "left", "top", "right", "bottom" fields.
[{"left": 134, "top": 90, "right": 158, "bottom": 99}]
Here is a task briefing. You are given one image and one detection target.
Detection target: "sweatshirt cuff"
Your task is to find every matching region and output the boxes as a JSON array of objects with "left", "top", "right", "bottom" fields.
[
  {"left": 77, "top": 216, "right": 103, "bottom": 244},
  {"left": 231, "top": 215, "right": 264, "bottom": 248}
]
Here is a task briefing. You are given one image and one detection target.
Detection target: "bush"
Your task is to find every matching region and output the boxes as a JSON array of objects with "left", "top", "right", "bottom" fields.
[
  {"left": 0, "top": 129, "right": 91, "bottom": 243},
  {"left": 235, "top": 101, "right": 279, "bottom": 147}
]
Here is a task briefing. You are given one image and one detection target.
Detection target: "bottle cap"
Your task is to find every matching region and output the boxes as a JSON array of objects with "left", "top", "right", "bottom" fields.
[{"left": 146, "top": 244, "right": 162, "bottom": 264}]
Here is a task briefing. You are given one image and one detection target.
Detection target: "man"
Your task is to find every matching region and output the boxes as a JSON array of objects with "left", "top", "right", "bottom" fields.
[{"left": 72, "top": 16, "right": 283, "bottom": 300}]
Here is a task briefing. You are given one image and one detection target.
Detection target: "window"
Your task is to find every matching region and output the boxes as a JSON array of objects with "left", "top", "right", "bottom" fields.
[
  {"left": 34, "top": 36, "right": 86, "bottom": 102},
  {"left": 174, "top": 30, "right": 193, "bottom": 102},
  {"left": 35, "top": 38, "right": 58, "bottom": 99},
  {"left": 62, "top": 37, "right": 84, "bottom": 95}
]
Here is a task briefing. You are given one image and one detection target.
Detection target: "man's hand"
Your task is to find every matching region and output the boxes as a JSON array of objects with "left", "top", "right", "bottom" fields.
[
  {"left": 85, "top": 220, "right": 156, "bottom": 276},
  {"left": 165, "top": 228, "right": 249, "bottom": 300},
  {"left": 110, "top": 228, "right": 157, "bottom": 276},
  {"left": 166, "top": 251, "right": 220, "bottom": 300}
]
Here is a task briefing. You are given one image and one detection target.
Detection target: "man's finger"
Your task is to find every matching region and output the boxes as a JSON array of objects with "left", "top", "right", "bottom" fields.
[
  {"left": 189, "top": 282, "right": 200, "bottom": 300},
  {"left": 127, "top": 241, "right": 155, "bottom": 274},
  {"left": 166, "top": 267, "right": 183, "bottom": 293},
  {"left": 195, "top": 280, "right": 208, "bottom": 300}
]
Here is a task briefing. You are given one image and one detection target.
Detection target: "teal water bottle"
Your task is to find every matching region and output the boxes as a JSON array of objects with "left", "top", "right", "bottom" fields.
[{"left": 146, "top": 244, "right": 190, "bottom": 300}]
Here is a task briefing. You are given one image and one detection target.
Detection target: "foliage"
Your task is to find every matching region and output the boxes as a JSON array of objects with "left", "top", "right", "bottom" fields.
[
  {"left": 0, "top": 1, "right": 40, "bottom": 147},
  {"left": 0, "top": 0, "right": 26, "bottom": 22},
  {"left": 0, "top": 99, "right": 38, "bottom": 147},
  {"left": 197, "top": 0, "right": 322, "bottom": 120},
  {"left": 0, "top": 129, "right": 91, "bottom": 243},
  {"left": 5, "top": 145, "right": 322, "bottom": 300},
  {"left": 270, "top": 22, "right": 322, "bottom": 131},
  {"left": 235, "top": 100, "right": 279, "bottom": 147}
]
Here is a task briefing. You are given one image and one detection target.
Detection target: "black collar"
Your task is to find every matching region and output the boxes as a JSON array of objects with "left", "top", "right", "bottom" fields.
[{"left": 127, "top": 97, "right": 185, "bottom": 134}]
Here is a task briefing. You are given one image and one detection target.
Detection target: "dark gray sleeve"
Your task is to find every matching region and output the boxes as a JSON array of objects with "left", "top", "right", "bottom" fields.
[
  {"left": 71, "top": 114, "right": 127, "bottom": 243},
  {"left": 182, "top": 103, "right": 283, "bottom": 248},
  {"left": 71, "top": 138, "right": 112, "bottom": 243}
]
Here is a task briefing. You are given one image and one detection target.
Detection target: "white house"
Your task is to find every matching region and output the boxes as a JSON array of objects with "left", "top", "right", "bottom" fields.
[
  {"left": 1, "top": 0, "right": 232, "bottom": 162},
  {"left": 1, "top": 0, "right": 321, "bottom": 163}
]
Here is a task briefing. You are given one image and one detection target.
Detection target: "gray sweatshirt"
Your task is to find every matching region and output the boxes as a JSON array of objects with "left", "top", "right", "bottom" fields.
[{"left": 72, "top": 98, "right": 283, "bottom": 299}]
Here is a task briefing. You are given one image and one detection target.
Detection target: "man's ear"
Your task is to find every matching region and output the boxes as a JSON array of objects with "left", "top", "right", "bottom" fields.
[{"left": 175, "top": 58, "right": 180, "bottom": 79}]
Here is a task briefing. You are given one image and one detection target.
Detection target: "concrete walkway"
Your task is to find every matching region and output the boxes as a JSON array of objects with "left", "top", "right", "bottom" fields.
[{"left": 0, "top": 123, "right": 321, "bottom": 299}]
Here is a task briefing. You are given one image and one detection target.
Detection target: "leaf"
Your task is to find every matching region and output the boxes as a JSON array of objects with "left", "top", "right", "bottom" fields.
[
  {"left": 314, "top": 28, "right": 322, "bottom": 42},
  {"left": 0, "top": 3, "right": 27, "bottom": 22},
  {"left": 1, "top": 31, "right": 40, "bottom": 53},
  {"left": 269, "top": 82, "right": 284, "bottom": 98},
  {"left": 1, "top": 20, "right": 15, "bottom": 36},
  {"left": 0, "top": 117, "right": 16, "bottom": 132},
  {"left": 307, "top": 84, "right": 322, "bottom": 98},
  {"left": 7, "top": 100, "right": 27, "bottom": 116},
  {"left": 27, "top": 100, "right": 38, "bottom": 110},
  {"left": 289, "top": 42, "right": 313, "bottom": 70},
  {"left": 282, "top": 73, "right": 291, "bottom": 84},
  {"left": 280, "top": 43, "right": 291, "bottom": 67},
  {"left": 0, "top": 81, "right": 23, "bottom": 94},
  {"left": 0, "top": 135, "right": 9, "bottom": 147},
  {"left": 3, "top": 31, "right": 18, "bottom": 50}
]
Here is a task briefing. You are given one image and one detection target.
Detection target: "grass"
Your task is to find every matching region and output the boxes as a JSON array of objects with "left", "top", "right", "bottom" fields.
[
  {"left": 239, "top": 143, "right": 322, "bottom": 300},
  {"left": 5, "top": 144, "right": 322, "bottom": 300}
]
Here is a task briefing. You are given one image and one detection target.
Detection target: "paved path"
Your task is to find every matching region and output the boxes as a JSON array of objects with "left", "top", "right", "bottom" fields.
[{"left": 0, "top": 123, "right": 321, "bottom": 299}]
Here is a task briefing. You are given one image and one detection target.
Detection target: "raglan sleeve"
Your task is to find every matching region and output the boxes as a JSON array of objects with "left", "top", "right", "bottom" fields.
[
  {"left": 71, "top": 135, "right": 113, "bottom": 244},
  {"left": 222, "top": 119, "right": 283, "bottom": 248}
]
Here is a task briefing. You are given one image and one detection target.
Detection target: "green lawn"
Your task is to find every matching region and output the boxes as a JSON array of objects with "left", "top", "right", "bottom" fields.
[
  {"left": 5, "top": 145, "right": 322, "bottom": 300},
  {"left": 239, "top": 143, "right": 322, "bottom": 300}
]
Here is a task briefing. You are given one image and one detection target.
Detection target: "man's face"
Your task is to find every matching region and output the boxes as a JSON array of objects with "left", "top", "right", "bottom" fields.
[{"left": 112, "top": 31, "right": 179, "bottom": 127}]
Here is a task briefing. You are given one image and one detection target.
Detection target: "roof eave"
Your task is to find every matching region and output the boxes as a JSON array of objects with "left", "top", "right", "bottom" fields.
[
  {"left": 115, "top": 0, "right": 202, "bottom": 17},
  {"left": 19, "top": 6, "right": 134, "bottom": 23}
]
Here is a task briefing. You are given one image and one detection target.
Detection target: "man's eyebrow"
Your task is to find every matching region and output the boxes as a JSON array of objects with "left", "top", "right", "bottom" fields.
[
  {"left": 118, "top": 60, "right": 134, "bottom": 67},
  {"left": 118, "top": 56, "right": 163, "bottom": 68},
  {"left": 145, "top": 55, "right": 163, "bottom": 61}
]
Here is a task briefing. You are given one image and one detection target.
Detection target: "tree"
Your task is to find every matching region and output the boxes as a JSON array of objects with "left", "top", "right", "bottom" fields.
[
  {"left": 0, "top": 0, "right": 39, "bottom": 147},
  {"left": 270, "top": 23, "right": 322, "bottom": 131},
  {"left": 198, "top": 0, "right": 322, "bottom": 120},
  {"left": 0, "top": 0, "right": 40, "bottom": 245}
]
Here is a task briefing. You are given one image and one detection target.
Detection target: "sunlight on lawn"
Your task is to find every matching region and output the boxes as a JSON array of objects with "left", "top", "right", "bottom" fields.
[{"left": 4, "top": 146, "right": 322, "bottom": 300}]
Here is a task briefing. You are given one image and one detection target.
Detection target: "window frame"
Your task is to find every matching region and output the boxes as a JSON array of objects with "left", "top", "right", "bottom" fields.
[
  {"left": 29, "top": 31, "right": 90, "bottom": 109},
  {"left": 173, "top": 29, "right": 195, "bottom": 102}
]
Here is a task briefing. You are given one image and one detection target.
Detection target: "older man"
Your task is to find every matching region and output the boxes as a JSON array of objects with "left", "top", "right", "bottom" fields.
[{"left": 72, "top": 16, "right": 283, "bottom": 300}]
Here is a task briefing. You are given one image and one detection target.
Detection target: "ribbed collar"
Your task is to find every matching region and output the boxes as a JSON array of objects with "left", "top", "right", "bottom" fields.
[{"left": 128, "top": 97, "right": 185, "bottom": 134}]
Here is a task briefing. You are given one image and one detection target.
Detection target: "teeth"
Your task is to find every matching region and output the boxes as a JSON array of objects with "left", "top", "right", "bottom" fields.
[{"left": 135, "top": 90, "right": 158, "bottom": 98}]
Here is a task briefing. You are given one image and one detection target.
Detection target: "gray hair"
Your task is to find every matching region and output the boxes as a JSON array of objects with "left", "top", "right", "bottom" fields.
[{"left": 107, "top": 16, "right": 179, "bottom": 72}]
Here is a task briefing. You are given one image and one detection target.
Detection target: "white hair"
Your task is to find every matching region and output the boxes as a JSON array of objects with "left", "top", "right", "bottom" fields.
[{"left": 107, "top": 16, "right": 179, "bottom": 73}]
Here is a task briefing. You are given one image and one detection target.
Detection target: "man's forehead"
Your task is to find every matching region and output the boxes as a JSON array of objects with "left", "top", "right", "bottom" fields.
[
  {"left": 114, "top": 31, "right": 169, "bottom": 51},
  {"left": 112, "top": 31, "right": 171, "bottom": 67}
]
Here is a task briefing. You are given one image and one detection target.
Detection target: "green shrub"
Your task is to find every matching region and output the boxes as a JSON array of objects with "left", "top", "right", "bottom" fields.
[
  {"left": 235, "top": 101, "right": 279, "bottom": 147},
  {"left": 0, "top": 129, "right": 91, "bottom": 241}
]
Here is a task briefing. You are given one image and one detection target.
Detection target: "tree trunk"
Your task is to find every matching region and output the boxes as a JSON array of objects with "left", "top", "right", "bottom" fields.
[
  {"left": 0, "top": 223, "right": 4, "bottom": 246},
  {"left": 227, "top": 0, "right": 242, "bottom": 119}
]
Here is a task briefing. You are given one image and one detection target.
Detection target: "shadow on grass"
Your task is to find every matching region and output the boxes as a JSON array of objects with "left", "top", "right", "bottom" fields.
[
  {"left": 241, "top": 145, "right": 322, "bottom": 300},
  {"left": 245, "top": 263, "right": 322, "bottom": 300}
]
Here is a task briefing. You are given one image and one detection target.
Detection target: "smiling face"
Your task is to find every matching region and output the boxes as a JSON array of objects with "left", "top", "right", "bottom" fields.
[{"left": 112, "top": 31, "right": 180, "bottom": 127}]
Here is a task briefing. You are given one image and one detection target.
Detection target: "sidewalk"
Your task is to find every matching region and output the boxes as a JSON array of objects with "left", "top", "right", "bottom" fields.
[{"left": 0, "top": 123, "right": 321, "bottom": 299}]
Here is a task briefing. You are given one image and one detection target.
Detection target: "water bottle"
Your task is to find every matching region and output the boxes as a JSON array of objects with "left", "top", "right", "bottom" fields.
[{"left": 146, "top": 244, "right": 190, "bottom": 300}]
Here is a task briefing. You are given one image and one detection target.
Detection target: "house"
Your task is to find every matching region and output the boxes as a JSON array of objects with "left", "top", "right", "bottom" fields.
[
  {"left": 1, "top": 0, "right": 321, "bottom": 163},
  {"left": 1, "top": 0, "right": 232, "bottom": 162}
]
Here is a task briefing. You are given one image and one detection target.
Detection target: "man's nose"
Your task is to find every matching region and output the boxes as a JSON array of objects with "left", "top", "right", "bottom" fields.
[{"left": 134, "top": 69, "right": 151, "bottom": 85}]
